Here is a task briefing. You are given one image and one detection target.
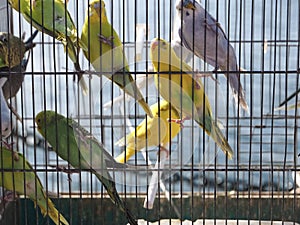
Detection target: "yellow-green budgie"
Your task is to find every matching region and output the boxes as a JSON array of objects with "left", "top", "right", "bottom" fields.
[
  {"left": 81, "top": 0, "right": 153, "bottom": 118},
  {"left": 115, "top": 100, "right": 181, "bottom": 163},
  {"left": 8, "top": 0, "right": 88, "bottom": 94},
  {"left": 0, "top": 147, "right": 69, "bottom": 225},
  {"left": 150, "top": 38, "right": 234, "bottom": 159}
]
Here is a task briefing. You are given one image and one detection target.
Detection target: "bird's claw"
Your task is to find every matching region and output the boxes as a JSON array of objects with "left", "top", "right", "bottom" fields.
[
  {"left": 167, "top": 118, "right": 185, "bottom": 128},
  {"left": 195, "top": 70, "right": 219, "bottom": 84},
  {"left": 98, "top": 34, "right": 115, "bottom": 48},
  {"left": 157, "top": 146, "right": 169, "bottom": 158},
  {"left": 1, "top": 140, "right": 14, "bottom": 149},
  {"left": 55, "top": 165, "right": 80, "bottom": 174},
  {"left": 31, "top": 0, "right": 37, "bottom": 8},
  {"left": 3, "top": 191, "right": 17, "bottom": 203},
  {"left": 52, "top": 165, "right": 79, "bottom": 182},
  {"left": 7, "top": 103, "right": 23, "bottom": 122},
  {"left": 1, "top": 141, "right": 18, "bottom": 160}
]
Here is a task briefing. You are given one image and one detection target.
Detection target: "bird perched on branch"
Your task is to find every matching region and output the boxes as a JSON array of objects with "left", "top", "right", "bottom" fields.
[
  {"left": 115, "top": 100, "right": 181, "bottom": 163},
  {"left": 0, "top": 30, "right": 38, "bottom": 100},
  {"left": 81, "top": 0, "right": 153, "bottom": 118},
  {"left": 35, "top": 110, "right": 138, "bottom": 225},
  {"left": 0, "top": 31, "right": 36, "bottom": 69},
  {"left": 8, "top": 0, "right": 88, "bottom": 94},
  {"left": 150, "top": 38, "right": 234, "bottom": 159},
  {"left": 175, "top": 0, "right": 248, "bottom": 112},
  {"left": 0, "top": 31, "right": 38, "bottom": 136},
  {"left": 0, "top": 147, "right": 69, "bottom": 225}
]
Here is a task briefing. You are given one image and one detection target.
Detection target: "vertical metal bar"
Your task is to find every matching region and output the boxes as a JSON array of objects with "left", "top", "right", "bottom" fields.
[
  {"left": 293, "top": 2, "right": 300, "bottom": 223},
  {"left": 248, "top": 0, "right": 255, "bottom": 222},
  {"left": 145, "top": 0, "right": 150, "bottom": 221}
]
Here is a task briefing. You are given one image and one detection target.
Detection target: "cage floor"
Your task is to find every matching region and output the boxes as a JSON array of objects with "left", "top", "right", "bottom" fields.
[
  {"left": 1, "top": 195, "right": 299, "bottom": 225},
  {"left": 136, "top": 220, "right": 299, "bottom": 225}
]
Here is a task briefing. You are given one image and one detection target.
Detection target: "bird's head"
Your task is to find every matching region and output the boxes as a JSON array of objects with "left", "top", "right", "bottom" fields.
[
  {"left": 8, "top": 0, "right": 20, "bottom": 12},
  {"left": 89, "top": 0, "right": 107, "bottom": 21},
  {"left": 176, "top": 0, "right": 196, "bottom": 13},
  {"left": 35, "top": 111, "right": 58, "bottom": 135},
  {"left": 0, "top": 33, "right": 9, "bottom": 46},
  {"left": 182, "top": 0, "right": 196, "bottom": 9},
  {"left": 150, "top": 38, "right": 172, "bottom": 64}
]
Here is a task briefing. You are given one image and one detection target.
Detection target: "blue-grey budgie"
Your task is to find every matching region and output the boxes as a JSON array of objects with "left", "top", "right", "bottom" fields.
[{"left": 176, "top": 0, "right": 249, "bottom": 112}]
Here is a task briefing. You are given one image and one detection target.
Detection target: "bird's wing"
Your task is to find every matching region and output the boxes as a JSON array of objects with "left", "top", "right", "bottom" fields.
[{"left": 70, "top": 119, "right": 128, "bottom": 170}]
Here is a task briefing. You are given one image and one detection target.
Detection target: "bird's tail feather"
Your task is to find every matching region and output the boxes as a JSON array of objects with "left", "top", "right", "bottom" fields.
[
  {"left": 210, "top": 121, "right": 234, "bottom": 159},
  {"left": 232, "top": 89, "right": 249, "bottom": 113},
  {"left": 113, "top": 71, "right": 153, "bottom": 118},
  {"left": 100, "top": 176, "right": 137, "bottom": 225},
  {"left": 228, "top": 72, "right": 249, "bottom": 112},
  {"left": 72, "top": 55, "right": 88, "bottom": 95},
  {"left": 39, "top": 198, "right": 69, "bottom": 225},
  {"left": 114, "top": 146, "right": 135, "bottom": 163},
  {"left": 138, "top": 99, "right": 154, "bottom": 118}
]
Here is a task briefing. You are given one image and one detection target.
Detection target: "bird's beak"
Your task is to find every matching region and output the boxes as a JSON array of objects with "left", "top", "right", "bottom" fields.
[
  {"left": 89, "top": 2, "right": 100, "bottom": 9},
  {"left": 151, "top": 39, "right": 159, "bottom": 51},
  {"left": 183, "top": 0, "right": 196, "bottom": 10},
  {"left": 94, "top": 2, "right": 102, "bottom": 9}
]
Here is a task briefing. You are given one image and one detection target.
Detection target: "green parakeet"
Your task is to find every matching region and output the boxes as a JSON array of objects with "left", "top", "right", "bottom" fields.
[
  {"left": 150, "top": 38, "right": 234, "bottom": 159},
  {"left": 115, "top": 100, "right": 181, "bottom": 163},
  {"left": 0, "top": 31, "right": 37, "bottom": 69},
  {"left": 81, "top": 0, "right": 153, "bottom": 118},
  {"left": 8, "top": 0, "right": 88, "bottom": 94},
  {"left": 0, "top": 147, "right": 69, "bottom": 225},
  {"left": 35, "top": 110, "right": 138, "bottom": 225}
]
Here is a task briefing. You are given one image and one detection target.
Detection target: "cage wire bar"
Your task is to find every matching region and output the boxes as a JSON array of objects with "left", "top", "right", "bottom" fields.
[{"left": 0, "top": 0, "right": 298, "bottom": 224}]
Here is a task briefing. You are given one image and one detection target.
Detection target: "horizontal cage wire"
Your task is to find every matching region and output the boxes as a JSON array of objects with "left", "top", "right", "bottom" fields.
[{"left": 0, "top": 0, "right": 299, "bottom": 224}]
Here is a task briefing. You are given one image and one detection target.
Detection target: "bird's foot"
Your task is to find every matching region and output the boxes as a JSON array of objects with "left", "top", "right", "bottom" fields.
[
  {"left": 52, "top": 165, "right": 80, "bottom": 182},
  {"left": 98, "top": 34, "right": 115, "bottom": 48},
  {"left": 203, "top": 18, "right": 221, "bottom": 28},
  {"left": 1, "top": 141, "right": 18, "bottom": 160},
  {"left": 30, "top": 0, "right": 37, "bottom": 8},
  {"left": 157, "top": 146, "right": 169, "bottom": 158},
  {"left": 195, "top": 70, "right": 219, "bottom": 84},
  {"left": 3, "top": 191, "right": 17, "bottom": 203},
  {"left": 7, "top": 103, "right": 22, "bottom": 122},
  {"left": 1, "top": 140, "right": 14, "bottom": 150},
  {"left": 167, "top": 118, "right": 185, "bottom": 128}
]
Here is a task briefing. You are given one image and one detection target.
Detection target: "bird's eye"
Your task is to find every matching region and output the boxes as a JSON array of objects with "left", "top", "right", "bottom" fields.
[
  {"left": 1, "top": 37, "right": 7, "bottom": 42},
  {"left": 37, "top": 119, "right": 40, "bottom": 123},
  {"left": 186, "top": 12, "right": 190, "bottom": 16}
]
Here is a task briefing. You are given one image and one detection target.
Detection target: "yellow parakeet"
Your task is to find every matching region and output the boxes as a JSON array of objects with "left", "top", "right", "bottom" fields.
[
  {"left": 150, "top": 38, "right": 234, "bottom": 159},
  {"left": 81, "top": 0, "right": 153, "bottom": 118},
  {"left": 8, "top": 0, "right": 88, "bottom": 94},
  {"left": 115, "top": 100, "right": 181, "bottom": 163}
]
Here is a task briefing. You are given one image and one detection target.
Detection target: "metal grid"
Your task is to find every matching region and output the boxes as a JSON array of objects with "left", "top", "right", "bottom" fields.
[{"left": 0, "top": 0, "right": 299, "bottom": 224}]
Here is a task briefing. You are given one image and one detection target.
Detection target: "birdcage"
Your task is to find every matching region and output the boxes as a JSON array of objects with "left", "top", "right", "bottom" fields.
[{"left": 0, "top": 0, "right": 299, "bottom": 224}]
